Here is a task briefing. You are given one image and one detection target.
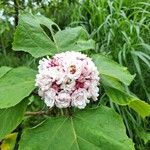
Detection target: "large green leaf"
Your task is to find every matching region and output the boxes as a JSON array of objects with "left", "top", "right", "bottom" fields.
[
  {"left": 19, "top": 106, "right": 134, "bottom": 150},
  {"left": 91, "top": 54, "right": 135, "bottom": 85},
  {"left": 54, "top": 27, "right": 95, "bottom": 52},
  {"left": 0, "top": 66, "right": 12, "bottom": 78},
  {"left": 13, "top": 13, "right": 57, "bottom": 58},
  {"left": 0, "top": 67, "right": 36, "bottom": 108},
  {"left": 13, "top": 13, "right": 95, "bottom": 58},
  {"left": 0, "top": 100, "right": 28, "bottom": 140},
  {"left": 102, "top": 75, "right": 150, "bottom": 118},
  {"left": 92, "top": 54, "right": 150, "bottom": 117}
]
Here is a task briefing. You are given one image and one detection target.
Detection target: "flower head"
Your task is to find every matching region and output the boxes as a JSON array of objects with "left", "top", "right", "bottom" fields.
[{"left": 35, "top": 51, "right": 99, "bottom": 109}]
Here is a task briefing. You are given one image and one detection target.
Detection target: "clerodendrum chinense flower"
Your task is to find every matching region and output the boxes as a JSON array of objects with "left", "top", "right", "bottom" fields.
[{"left": 35, "top": 51, "right": 99, "bottom": 109}]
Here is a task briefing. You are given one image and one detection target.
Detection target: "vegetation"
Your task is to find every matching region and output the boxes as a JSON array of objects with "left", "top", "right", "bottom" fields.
[{"left": 0, "top": 0, "right": 150, "bottom": 149}]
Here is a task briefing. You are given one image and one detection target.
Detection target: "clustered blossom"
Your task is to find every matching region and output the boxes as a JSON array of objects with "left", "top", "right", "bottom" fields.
[{"left": 35, "top": 51, "right": 99, "bottom": 109}]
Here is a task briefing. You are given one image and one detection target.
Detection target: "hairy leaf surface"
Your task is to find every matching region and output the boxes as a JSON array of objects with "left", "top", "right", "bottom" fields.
[
  {"left": 0, "top": 67, "right": 36, "bottom": 108},
  {"left": 13, "top": 13, "right": 57, "bottom": 58},
  {"left": 102, "top": 75, "right": 150, "bottom": 118},
  {"left": 19, "top": 106, "right": 134, "bottom": 150},
  {"left": 13, "top": 14, "right": 95, "bottom": 58},
  {"left": 0, "top": 100, "right": 28, "bottom": 140},
  {"left": 91, "top": 54, "right": 135, "bottom": 85},
  {"left": 0, "top": 66, "right": 12, "bottom": 78}
]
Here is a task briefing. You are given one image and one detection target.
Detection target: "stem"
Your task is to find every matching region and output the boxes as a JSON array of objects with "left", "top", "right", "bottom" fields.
[
  {"left": 14, "top": 0, "right": 19, "bottom": 27},
  {"left": 67, "top": 107, "right": 73, "bottom": 116},
  {"left": 1, "top": 36, "right": 6, "bottom": 56},
  {"left": 25, "top": 111, "right": 47, "bottom": 116},
  {"left": 60, "top": 109, "right": 64, "bottom": 116},
  {"left": 25, "top": 108, "right": 73, "bottom": 116}
]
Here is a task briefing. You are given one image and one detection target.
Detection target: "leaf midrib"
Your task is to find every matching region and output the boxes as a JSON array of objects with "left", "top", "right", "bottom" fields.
[
  {"left": 74, "top": 115, "right": 132, "bottom": 150},
  {"left": 45, "top": 118, "right": 68, "bottom": 150},
  {"left": 70, "top": 117, "right": 80, "bottom": 150}
]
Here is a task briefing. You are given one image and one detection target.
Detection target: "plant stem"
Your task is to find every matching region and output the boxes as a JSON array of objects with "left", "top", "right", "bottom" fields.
[
  {"left": 60, "top": 109, "right": 64, "bottom": 116},
  {"left": 14, "top": 0, "right": 19, "bottom": 27},
  {"left": 67, "top": 107, "right": 73, "bottom": 116},
  {"left": 25, "top": 111, "right": 47, "bottom": 116}
]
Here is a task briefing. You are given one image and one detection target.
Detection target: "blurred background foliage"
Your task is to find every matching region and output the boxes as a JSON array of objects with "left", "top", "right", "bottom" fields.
[{"left": 0, "top": 0, "right": 150, "bottom": 149}]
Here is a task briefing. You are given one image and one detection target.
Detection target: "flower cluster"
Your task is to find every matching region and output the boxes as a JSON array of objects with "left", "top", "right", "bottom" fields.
[{"left": 35, "top": 51, "right": 99, "bottom": 109}]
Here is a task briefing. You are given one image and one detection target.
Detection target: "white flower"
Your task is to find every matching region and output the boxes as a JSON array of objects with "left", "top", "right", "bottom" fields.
[
  {"left": 60, "top": 78, "right": 75, "bottom": 92},
  {"left": 38, "top": 89, "right": 44, "bottom": 97},
  {"left": 55, "top": 92, "right": 71, "bottom": 108},
  {"left": 88, "top": 83, "right": 99, "bottom": 101},
  {"left": 38, "top": 57, "right": 51, "bottom": 71},
  {"left": 35, "top": 71, "right": 52, "bottom": 91},
  {"left": 44, "top": 89, "right": 56, "bottom": 107},
  {"left": 64, "top": 59, "right": 82, "bottom": 79},
  {"left": 71, "top": 89, "right": 89, "bottom": 109},
  {"left": 35, "top": 51, "right": 99, "bottom": 109}
]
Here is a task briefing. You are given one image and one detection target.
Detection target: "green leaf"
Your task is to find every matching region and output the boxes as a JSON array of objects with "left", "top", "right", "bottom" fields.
[
  {"left": 0, "top": 133, "right": 18, "bottom": 150},
  {"left": 13, "top": 13, "right": 57, "bottom": 58},
  {"left": 0, "top": 67, "right": 36, "bottom": 108},
  {"left": 0, "top": 66, "right": 12, "bottom": 78},
  {"left": 0, "top": 100, "right": 28, "bottom": 140},
  {"left": 54, "top": 27, "right": 95, "bottom": 52},
  {"left": 129, "top": 100, "right": 150, "bottom": 118},
  {"left": 91, "top": 54, "right": 135, "bottom": 85},
  {"left": 102, "top": 75, "right": 150, "bottom": 118},
  {"left": 131, "top": 51, "right": 150, "bottom": 68},
  {"left": 19, "top": 106, "right": 134, "bottom": 150},
  {"left": 13, "top": 13, "right": 95, "bottom": 58}
]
